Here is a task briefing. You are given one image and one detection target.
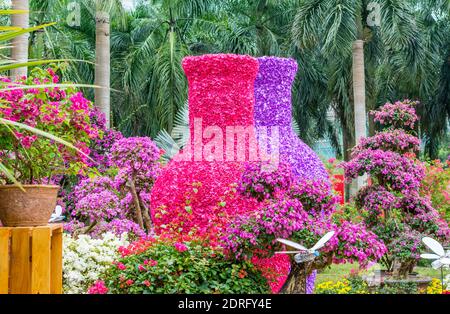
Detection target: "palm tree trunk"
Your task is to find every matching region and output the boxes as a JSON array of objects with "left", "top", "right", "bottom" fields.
[
  {"left": 10, "top": 0, "right": 29, "bottom": 79},
  {"left": 95, "top": 10, "right": 111, "bottom": 128},
  {"left": 352, "top": 40, "right": 366, "bottom": 191}
]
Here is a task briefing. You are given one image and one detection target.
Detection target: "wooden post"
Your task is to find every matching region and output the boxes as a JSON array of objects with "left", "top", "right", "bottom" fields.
[{"left": 0, "top": 224, "right": 63, "bottom": 294}]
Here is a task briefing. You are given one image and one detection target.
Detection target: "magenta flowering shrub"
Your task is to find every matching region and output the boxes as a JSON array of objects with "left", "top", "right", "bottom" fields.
[
  {"left": 332, "top": 221, "right": 387, "bottom": 268},
  {"left": 288, "top": 179, "right": 338, "bottom": 216},
  {"left": 400, "top": 194, "right": 450, "bottom": 238},
  {"left": 67, "top": 176, "right": 144, "bottom": 237},
  {"left": 344, "top": 149, "right": 425, "bottom": 193},
  {"left": 65, "top": 137, "right": 162, "bottom": 237},
  {"left": 110, "top": 137, "right": 161, "bottom": 183},
  {"left": 343, "top": 100, "right": 449, "bottom": 276},
  {"left": 91, "top": 219, "right": 146, "bottom": 239},
  {"left": 371, "top": 99, "right": 419, "bottom": 130},
  {"left": 354, "top": 185, "right": 398, "bottom": 225},
  {"left": 388, "top": 228, "right": 423, "bottom": 262},
  {"left": 74, "top": 188, "right": 121, "bottom": 221},
  {"left": 89, "top": 127, "right": 124, "bottom": 172},
  {"left": 110, "top": 137, "right": 162, "bottom": 233},
  {"left": 224, "top": 178, "right": 386, "bottom": 293},
  {"left": 351, "top": 130, "right": 420, "bottom": 156},
  {"left": 238, "top": 161, "right": 293, "bottom": 201},
  {"left": 0, "top": 67, "right": 101, "bottom": 183}
]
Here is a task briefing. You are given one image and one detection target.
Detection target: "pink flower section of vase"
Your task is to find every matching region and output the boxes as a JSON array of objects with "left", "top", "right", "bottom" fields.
[{"left": 150, "top": 54, "right": 261, "bottom": 238}]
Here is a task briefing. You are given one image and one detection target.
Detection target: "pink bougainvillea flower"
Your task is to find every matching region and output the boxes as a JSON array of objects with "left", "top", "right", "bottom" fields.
[
  {"left": 174, "top": 242, "right": 188, "bottom": 252},
  {"left": 88, "top": 280, "right": 109, "bottom": 294}
]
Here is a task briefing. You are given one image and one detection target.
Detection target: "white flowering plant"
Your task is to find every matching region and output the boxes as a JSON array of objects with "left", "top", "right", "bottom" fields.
[{"left": 63, "top": 232, "right": 129, "bottom": 294}]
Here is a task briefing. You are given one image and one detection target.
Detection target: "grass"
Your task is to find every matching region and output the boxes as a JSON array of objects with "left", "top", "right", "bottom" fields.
[{"left": 315, "top": 263, "right": 443, "bottom": 284}]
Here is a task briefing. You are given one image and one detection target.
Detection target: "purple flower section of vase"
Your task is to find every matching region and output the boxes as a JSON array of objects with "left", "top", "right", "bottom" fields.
[
  {"left": 254, "top": 56, "right": 328, "bottom": 181},
  {"left": 306, "top": 270, "right": 317, "bottom": 294}
]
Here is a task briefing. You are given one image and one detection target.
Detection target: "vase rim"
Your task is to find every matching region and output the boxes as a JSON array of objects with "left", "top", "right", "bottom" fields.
[{"left": 182, "top": 53, "right": 259, "bottom": 77}]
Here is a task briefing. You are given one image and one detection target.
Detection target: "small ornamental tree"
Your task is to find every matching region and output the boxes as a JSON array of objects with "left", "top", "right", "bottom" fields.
[
  {"left": 110, "top": 137, "right": 162, "bottom": 232},
  {"left": 223, "top": 164, "right": 386, "bottom": 294},
  {"left": 343, "top": 100, "right": 450, "bottom": 277},
  {"left": 65, "top": 137, "right": 163, "bottom": 237}
]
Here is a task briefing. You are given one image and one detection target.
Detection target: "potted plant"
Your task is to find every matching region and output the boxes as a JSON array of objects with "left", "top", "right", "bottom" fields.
[{"left": 0, "top": 68, "right": 100, "bottom": 226}]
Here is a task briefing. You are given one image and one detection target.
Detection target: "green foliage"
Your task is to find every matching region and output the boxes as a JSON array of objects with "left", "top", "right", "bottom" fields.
[
  {"left": 101, "top": 239, "right": 270, "bottom": 294},
  {"left": 420, "top": 159, "right": 450, "bottom": 220},
  {"left": 377, "top": 281, "right": 419, "bottom": 294},
  {"left": 26, "top": 0, "right": 450, "bottom": 157}
]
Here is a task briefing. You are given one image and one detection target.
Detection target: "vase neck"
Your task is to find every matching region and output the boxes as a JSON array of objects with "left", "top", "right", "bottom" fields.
[
  {"left": 182, "top": 54, "right": 259, "bottom": 133},
  {"left": 254, "top": 57, "right": 297, "bottom": 127}
]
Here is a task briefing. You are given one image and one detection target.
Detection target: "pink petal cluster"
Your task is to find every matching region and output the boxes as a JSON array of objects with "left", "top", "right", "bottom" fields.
[
  {"left": 0, "top": 68, "right": 101, "bottom": 182},
  {"left": 88, "top": 280, "right": 109, "bottom": 294},
  {"left": 352, "top": 129, "right": 420, "bottom": 156},
  {"left": 343, "top": 149, "right": 425, "bottom": 192},
  {"left": 371, "top": 99, "right": 419, "bottom": 129},
  {"left": 174, "top": 242, "right": 188, "bottom": 252}
]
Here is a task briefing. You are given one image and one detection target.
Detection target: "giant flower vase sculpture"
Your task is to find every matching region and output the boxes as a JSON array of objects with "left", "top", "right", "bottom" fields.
[{"left": 150, "top": 54, "right": 262, "bottom": 242}]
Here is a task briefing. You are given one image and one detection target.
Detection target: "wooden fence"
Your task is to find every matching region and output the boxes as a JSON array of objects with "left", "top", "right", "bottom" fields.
[{"left": 0, "top": 223, "right": 63, "bottom": 294}]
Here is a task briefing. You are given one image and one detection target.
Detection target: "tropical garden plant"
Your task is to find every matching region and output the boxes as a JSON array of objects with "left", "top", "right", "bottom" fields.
[
  {"left": 222, "top": 161, "right": 386, "bottom": 294},
  {"left": 91, "top": 236, "right": 270, "bottom": 294},
  {"left": 343, "top": 100, "right": 450, "bottom": 277}
]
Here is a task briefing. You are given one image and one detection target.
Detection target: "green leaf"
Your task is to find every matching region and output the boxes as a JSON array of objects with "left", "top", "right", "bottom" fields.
[
  {"left": 0, "top": 162, "right": 24, "bottom": 191},
  {"left": 0, "top": 117, "right": 93, "bottom": 163}
]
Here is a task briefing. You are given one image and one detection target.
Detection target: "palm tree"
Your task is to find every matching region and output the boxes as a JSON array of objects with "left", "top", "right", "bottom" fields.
[
  {"left": 291, "top": 0, "right": 431, "bottom": 191},
  {"left": 109, "top": 0, "right": 215, "bottom": 135},
  {"left": 10, "top": 0, "right": 29, "bottom": 78},
  {"left": 94, "top": 0, "right": 111, "bottom": 127}
]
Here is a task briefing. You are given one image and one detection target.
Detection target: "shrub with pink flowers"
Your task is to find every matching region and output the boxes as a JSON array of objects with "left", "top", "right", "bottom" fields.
[
  {"left": 344, "top": 149, "right": 425, "bottom": 193},
  {"left": 343, "top": 100, "right": 450, "bottom": 277},
  {"left": 223, "top": 178, "right": 386, "bottom": 294},
  {"left": 64, "top": 137, "right": 162, "bottom": 237},
  {"left": 351, "top": 129, "right": 420, "bottom": 156},
  {"left": 0, "top": 67, "right": 100, "bottom": 183},
  {"left": 110, "top": 137, "right": 162, "bottom": 233},
  {"left": 420, "top": 159, "right": 450, "bottom": 220},
  {"left": 238, "top": 161, "right": 293, "bottom": 201},
  {"left": 92, "top": 237, "right": 270, "bottom": 294},
  {"left": 65, "top": 176, "right": 144, "bottom": 238},
  {"left": 371, "top": 99, "right": 419, "bottom": 130}
]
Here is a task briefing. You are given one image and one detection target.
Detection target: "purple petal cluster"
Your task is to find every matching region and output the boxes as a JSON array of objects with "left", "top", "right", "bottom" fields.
[
  {"left": 343, "top": 149, "right": 425, "bottom": 192},
  {"left": 254, "top": 57, "right": 328, "bottom": 181},
  {"left": 238, "top": 160, "right": 294, "bottom": 200},
  {"left": 352, "top": 129, "right": 420, "bottom": 156}
]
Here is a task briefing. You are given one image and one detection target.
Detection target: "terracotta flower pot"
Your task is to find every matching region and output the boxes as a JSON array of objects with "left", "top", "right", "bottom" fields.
[{"left": 0, "top": 185, "right": 59, "bottom": 227}]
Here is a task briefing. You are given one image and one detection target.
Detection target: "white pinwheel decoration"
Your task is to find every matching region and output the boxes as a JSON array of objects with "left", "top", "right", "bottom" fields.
[
  {"left": 276, "top": 231, "right": 335, "bottom": 263},
  {"left": 420, "top": 237, "right": 450, "bottom": 269},
  {"left": 48, "top": 205, "right": 64, "bottom": 223}
]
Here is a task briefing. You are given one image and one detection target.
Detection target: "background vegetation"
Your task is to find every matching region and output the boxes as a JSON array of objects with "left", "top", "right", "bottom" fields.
[{"left": 2, "top": 0, "right": 449, "bottom": 160}]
